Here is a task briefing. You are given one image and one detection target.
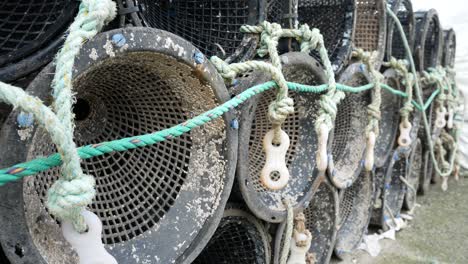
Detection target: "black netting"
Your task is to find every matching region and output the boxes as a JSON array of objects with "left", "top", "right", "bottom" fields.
[
  {"left": 137, "top": 0, "right": 257, "bottom": 60},
  {"left": 387, "top": 0, "right": 414, "bottom": 60},
  {"left": 0, "top": 0, "right": 76, "bottom": 66}
]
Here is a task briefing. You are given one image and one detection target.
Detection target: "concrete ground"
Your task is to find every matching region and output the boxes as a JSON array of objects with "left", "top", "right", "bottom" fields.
[{"left": 332, "top": 179, "right": 468, "bottom": 264}]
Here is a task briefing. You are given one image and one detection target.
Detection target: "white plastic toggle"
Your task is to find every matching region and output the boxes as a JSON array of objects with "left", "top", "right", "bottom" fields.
[
  {"left": 365, "top": 132, "right": 376, "bottom": 171},
  {"left": 435, "top": 106, "right": 447, "bottom": 128},
  {"left": 286, "top": 231, "right": 312, "bottom": 264},
  {"left": 398, "top": 121, "right": 412, "bottom": 147},
  {"left": 316, "top": 124, "right": 329, "bottom": 171},
  {"left": 447, "top": 108, "right": 454, "bottom": 129},
  {"left": 260, "top": 129, "right": 290, "bottom": 190},
  {"left": 62, "top": 210, "right": 118, "bottom": 264}
]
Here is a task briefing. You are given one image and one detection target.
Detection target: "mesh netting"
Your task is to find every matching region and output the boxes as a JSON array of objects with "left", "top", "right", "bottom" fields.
[
  {"left": 297, "top": 0, "right": 354, "bottom": 71},
  {"left": 0, "top": 0, "right": 76, "bottom": 66},
  {"left": 136, "top": 0, "right": 258, "bottom": 60},
  {"left": 386, "top": 0, "right": 415, "bottom": 60},
  {"left": 266, "top": 0, "right": 286, "bottom": 24},
  {"left": 193, "top": 207, "right": 269, "bottom": 264},
  {"left": 354, "top": 0, "right": 386, "bottom": 67}
]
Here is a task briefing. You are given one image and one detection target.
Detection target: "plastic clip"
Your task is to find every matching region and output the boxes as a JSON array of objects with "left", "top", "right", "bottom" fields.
[{"left": 260, "top": 129, "right": 290, "bottom": 190}]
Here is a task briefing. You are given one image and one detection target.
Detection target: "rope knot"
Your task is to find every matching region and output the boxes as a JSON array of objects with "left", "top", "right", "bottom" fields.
[
  {"left": 210, "top": 56, "right": 237, "bottom": 80},
  {"left": 268, "top": 97, "right": 294, "bottom": 125},
  {"left": 257, "top": 22, "right": 283, "bottom": 58},
  {"left": 298, "top": 25, "right": 322, "bottom": 53},
  {"left": 47, "top": 174, "right": 96, "bottom": 232}
]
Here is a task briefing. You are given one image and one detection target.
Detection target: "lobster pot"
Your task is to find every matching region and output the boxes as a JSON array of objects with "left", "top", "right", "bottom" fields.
[
  {"left": 334, "top": 170, "right": 374, "bottom": 259},
  {"left": 123, "top": 0, "right": 263, "bottom": 62},
  {"left": 273, "top": 175, "right": 338, "bottom": 264},
  {"left": 331, "top": 63, "right": 371, "bottom": 188},
  {"left": 0, "top": 0, "right": 78, "bottom": 83},
  {"left": 371, "top": 149, "right": 406, "bottom": 230},
  {"left": 354, "top": 0, "right": 387, "bottom": 69},
  {"left": 374, "top": 69, "right": 403, "bottom": 168},
  {"left": 414, "top": 10, "right": 443, "bottom": 71},
  {"left": 295, "top": 0, "right": 355, "bottom": 72},
  {"left": 442, "top": 29, "right": 456, "bottom": 68},
  {"left": 386, "top": 0, "right": 415, "bottom": 61},
  {"left": 193, "top": 205, "right": 270, "bottom": 264},
  {"left": 237, "top": 52, "right": 327, "bottom": 223},
  {"left": 403, "top": 139, "right": 422, "bottom": 210},
  {"left": 0, "top": 28, "right": 237, "bottom": 264}
]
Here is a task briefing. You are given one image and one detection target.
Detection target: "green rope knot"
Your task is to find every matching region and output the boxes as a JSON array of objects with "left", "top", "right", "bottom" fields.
[
  {"left": 297, "top": 24, "right": 323, "bottom": 53},
  {"left": 255, "top": 21, "right": 284, "bottom": 59},
  {"left": 47, "top": 174, "right": 96, "bottom": 232},
  {"left": 315, "top": 92, "right": 345, "bottom": 130}
]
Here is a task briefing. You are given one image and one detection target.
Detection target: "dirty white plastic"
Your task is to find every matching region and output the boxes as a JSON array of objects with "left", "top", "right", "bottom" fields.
[
  {"left": 261, "top": 129, "right": 290, "bottom": 190},
  {"left": 364, "top": 132, "right": 376, "bottom": 171},
  {"left": 441, "top": 177, "right": 448, "bottom": 191},
  {"left": 62, "top": 210, "right": 118, "bottom": 264},
  {"left": 447, "top": 108, "right": 454, "bottom": 129},
  {"left": 435, "top": 107, "right": 447, "bottom": 128},
  {"left": 398, "top": 121, "right": 412, "bottom": 147},
  {"left": 286, "top": 231, "right": 312, "bottom": 264},
  {"left": 316, "top": 124, "right": 329, "bottom": 171}
]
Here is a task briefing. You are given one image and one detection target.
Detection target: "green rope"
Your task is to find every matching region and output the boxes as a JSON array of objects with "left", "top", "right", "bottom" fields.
[
  {"left": 0, "top": 79, "right": 441, "bottom": 185},
  {"left": 387, "top": 6, "right": 458, "bottom": 178}
]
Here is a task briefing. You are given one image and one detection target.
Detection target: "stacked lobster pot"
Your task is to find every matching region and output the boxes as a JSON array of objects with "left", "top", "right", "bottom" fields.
[
  {"left": 414, "top": 9, "right": 443, "bottom": 188},
  {"left": 0, "top": 27, "right": 237, "bottom": 263},
  {"left": 0, "top": 0, "right": 461, "bottom": 264},
  {"left": 193, "top": 204, "right": 271, "bottom": 264},
  {"left": 370, "top": 0, "right": 419, "bottom": 230},
  {"left": 0, "top": 0, "right": 78, "bottom": 126}
]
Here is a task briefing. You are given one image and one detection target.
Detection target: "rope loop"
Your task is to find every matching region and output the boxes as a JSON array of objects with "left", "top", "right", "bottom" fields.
[{"left": 269, "top": 97, "right": 295, "bottom": 126}]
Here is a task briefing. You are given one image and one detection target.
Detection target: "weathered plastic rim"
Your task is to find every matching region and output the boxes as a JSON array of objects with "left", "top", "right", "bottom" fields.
[
  {"left": 0, "top": 27, "right": 237, "bottom": 264},
  {"left": 442, "top": 29, "right": 456, "bottom": 68},
  {"left": 414, "top": 9, "right": 443, "bottom": 71}
]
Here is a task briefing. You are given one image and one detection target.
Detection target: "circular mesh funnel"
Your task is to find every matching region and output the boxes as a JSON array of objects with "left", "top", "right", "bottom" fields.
[
  {"left": 0, "top": 0, "right": 78, "bottom": 82},
  {"left": 330, "top": 63, "right": 371, "bottom": 188},
  {"left": 403, "top": 139, "right": 422, "bottom": 210},
  {"left": 414, "top": 10, "right": 443, "bottom": 71},
  {"left": 386, "top": 0, "right": 415, "bottom": 61},
  {"left": 334, "top": 170, "right": 374, "bottom": 258},
  {"left": 371, "top": 149, "right": 406, "bottom": 230},
  {"left": 130, "top": 0, "right": 262, "bottom": 62},
  {"left": 374, "top": 69, "right": 403, "bottom": 168},
  {"left": 296, "top": 0, "right": 355, "bottom": 72},
  {"left": 442, "top": 29, "right": 456, "bottom": 68},
  {"left": 354, "top": 0, "right": 386, "bottom": 69},
  {"left": 273, "top": 175, "right": 338, "bottom": 264},
  {"left": 193, "top": 204, "right": 270, "bottom": 264},
  {"left": 237, "top": 52, "right": 327, "bottom": 223},
  {"left": 0, "top": 27, "right": 236, "bottom": 264}
]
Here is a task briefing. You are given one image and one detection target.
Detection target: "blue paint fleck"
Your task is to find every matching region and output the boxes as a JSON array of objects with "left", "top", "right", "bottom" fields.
[
  {"left": 230, "top": 119, "right": 239, "bottom": 130},
  {"left": 17, "top": 112, "right": 34, "bottom": 128},
  {"left": 112, "top": 34, "right": 126, "bottom": 47},
  {"left": 193, "top": 52, "right": 205, "bottom": 64}
]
